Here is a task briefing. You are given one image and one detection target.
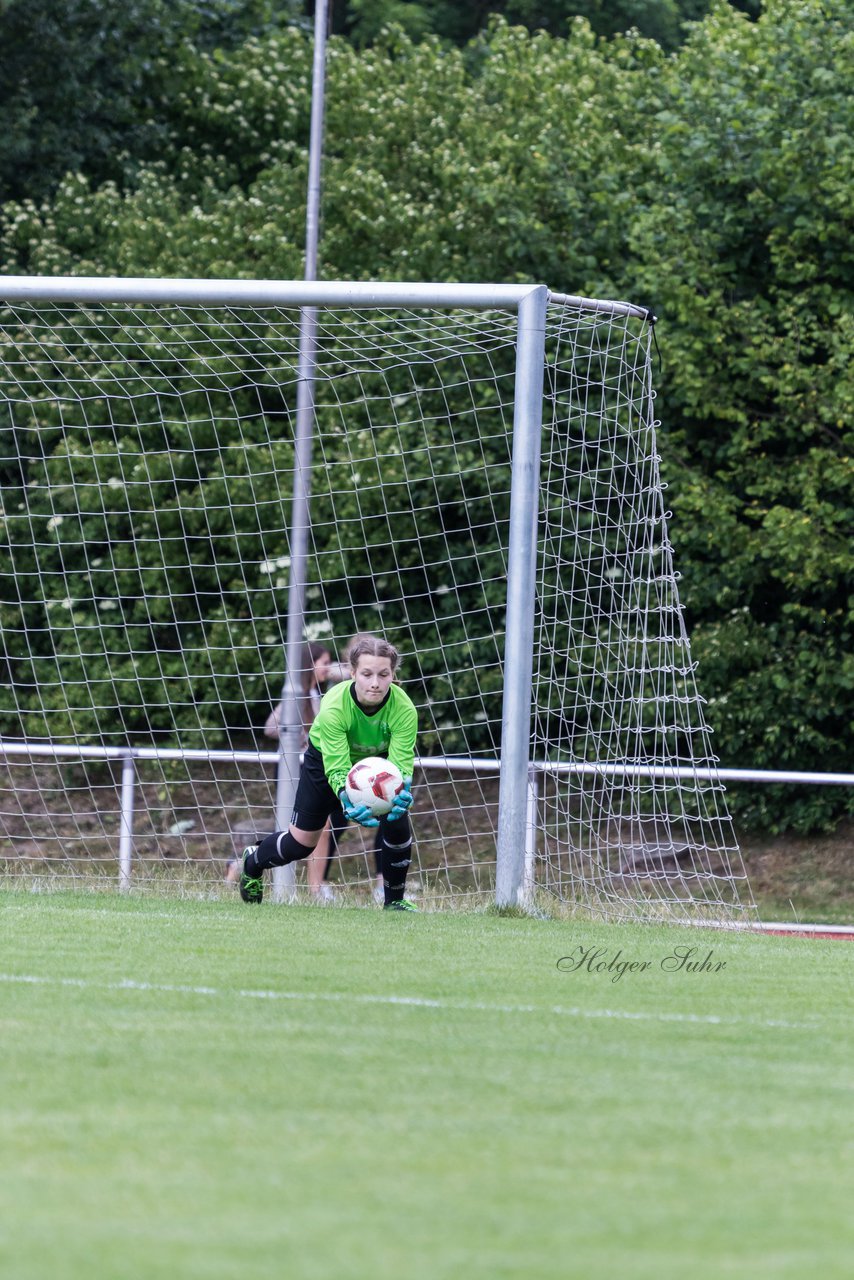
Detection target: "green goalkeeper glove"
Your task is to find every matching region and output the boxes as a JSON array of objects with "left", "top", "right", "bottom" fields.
[
  {"left": 339, "top": 790, "right": 380, "bottom": 828},
  {"left": 387, "top": 779, "right": 413, "bottom": 822}
]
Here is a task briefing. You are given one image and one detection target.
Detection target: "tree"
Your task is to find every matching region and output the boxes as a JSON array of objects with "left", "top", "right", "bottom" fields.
[
  {"left": 332, "top": 0, "right": 762, "bottom": 50},
  {"left": 0, "top": 0, "right": 301, "bottom": 204},
  {"left": 1, "top": 2, "right": 850, "bottom": 829},
  {"left": 621, "top": 0, "right": 853, "bottom": 828}
]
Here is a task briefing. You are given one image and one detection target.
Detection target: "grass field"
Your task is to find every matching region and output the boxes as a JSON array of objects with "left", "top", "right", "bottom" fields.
[{"left": 1, "top": 892, "right": 851, "bottom": 1279}]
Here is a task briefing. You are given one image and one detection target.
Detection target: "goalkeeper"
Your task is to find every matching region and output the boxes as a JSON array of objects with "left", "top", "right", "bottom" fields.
[{"left": 238, "top": 634, "right": 418, "bottom": 911}]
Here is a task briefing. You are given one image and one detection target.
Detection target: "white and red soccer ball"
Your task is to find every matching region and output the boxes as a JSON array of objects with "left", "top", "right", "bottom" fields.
[{"left": 345, "top": 757, "right": 404, "bottom": 817}]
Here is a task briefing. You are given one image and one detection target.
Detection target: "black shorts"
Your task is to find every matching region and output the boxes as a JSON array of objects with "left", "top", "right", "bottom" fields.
[
  {"left": 292, "top": 743, "right": 408, "bottom": 854},
  {"left": 292, "top": 741, "right": 342, "bottom": 832}
]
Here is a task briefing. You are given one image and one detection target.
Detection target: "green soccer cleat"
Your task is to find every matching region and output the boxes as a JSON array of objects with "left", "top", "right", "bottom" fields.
[
  {"left": 238, "top": 848, "right": 264, "bottom": 905},
  {"left": 383, "top": 898, "right": 419, "bottom": 912}
]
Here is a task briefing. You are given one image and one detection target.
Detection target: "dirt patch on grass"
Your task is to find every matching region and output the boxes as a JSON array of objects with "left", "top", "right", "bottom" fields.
[{"left": 737, "top": 821, "right": 854, "bottom": 924}]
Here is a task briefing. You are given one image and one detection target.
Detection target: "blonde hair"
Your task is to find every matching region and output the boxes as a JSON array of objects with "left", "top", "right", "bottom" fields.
[{"left": 348, "top": 633, "right": 400, "bottom": 674}]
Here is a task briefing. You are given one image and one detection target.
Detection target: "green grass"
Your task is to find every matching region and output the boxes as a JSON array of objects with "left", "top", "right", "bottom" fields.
[{"left": 1, "top": 892, "right": 851, "bottom": 1279}]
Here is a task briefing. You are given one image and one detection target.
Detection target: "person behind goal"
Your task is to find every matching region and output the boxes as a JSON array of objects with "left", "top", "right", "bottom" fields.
[
  {"left": 263, "top": 640, "right": 344, "bottom": 902},
  {"left": 226, "top": 640, "right": 337, "bottom": 895},
  {"left": 238, "top": 634, "right": 418, "bottom": 911}
]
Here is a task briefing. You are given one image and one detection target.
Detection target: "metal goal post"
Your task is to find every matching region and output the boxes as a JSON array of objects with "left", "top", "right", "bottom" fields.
[{"left": 0, "top": 275, "right": 653, "bottom": 905}]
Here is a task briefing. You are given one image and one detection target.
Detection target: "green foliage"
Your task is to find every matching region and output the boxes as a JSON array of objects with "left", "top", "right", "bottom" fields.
[
  {"left": 0, "top": 0, "right": 302, "bottom": 203},
  {"left": 333, "top": 0, "right": 762, "bottom": 50},
  {"left": 0, "top": 0, "right": 851, "bottom": 830},
  {"left": 621, "top": 0, "right": 853, "bottom": 828}
]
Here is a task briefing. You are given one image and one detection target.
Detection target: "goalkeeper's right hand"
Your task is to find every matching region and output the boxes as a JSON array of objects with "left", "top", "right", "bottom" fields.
[{"left": 339, "top": 790, "right": 380, "bottom": 828}]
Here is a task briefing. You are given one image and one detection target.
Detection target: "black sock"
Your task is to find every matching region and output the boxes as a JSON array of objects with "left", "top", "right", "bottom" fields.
[
  {"left": 379, "top": 815, "right": 412, "bottom": 906},
  {"left": 245, "top": 830, "right": 312, "bottom": 876}
]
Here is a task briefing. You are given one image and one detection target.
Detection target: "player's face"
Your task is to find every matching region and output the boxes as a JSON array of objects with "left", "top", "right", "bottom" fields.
[
  {"left": 352, "top": 656, "right": 394, "bottom": 705},
  {"left": 313, "top": 651, "right": 332, "bottom": 684}
]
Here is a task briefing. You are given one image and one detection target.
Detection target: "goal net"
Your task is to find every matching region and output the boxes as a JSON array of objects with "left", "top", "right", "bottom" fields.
[{"left": 0, "top": 278, "right": 753, "bottom": 922}]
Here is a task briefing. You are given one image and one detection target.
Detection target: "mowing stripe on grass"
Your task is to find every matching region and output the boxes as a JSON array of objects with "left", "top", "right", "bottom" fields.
[{"left": 0, "top": 970, "right": 815, "bottom": 1031}]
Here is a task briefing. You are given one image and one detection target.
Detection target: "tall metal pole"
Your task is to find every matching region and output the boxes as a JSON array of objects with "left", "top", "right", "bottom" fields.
[
  {"left": 272, "top": 0, "right": 330, "bottom": 901},
  {"left": 495, "top": 285, "right": 548, "bottom": 907}
]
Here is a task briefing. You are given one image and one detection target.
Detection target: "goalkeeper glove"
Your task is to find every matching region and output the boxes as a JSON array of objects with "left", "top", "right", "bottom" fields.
[
  {"left": 387, "top": 778, "right": 413, "bottom": 822},
  {"left": 339, "top": 790, "right": 380, "bottom": 828}
]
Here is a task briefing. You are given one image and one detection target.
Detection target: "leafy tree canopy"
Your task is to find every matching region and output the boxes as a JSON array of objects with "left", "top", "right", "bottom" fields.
[
  {"left": 335, "top": 0, "right": 761, "bottom": 50},
  {"left": 0, "top": 0, "right": 851, "bottom": 832},
  {"left": 0, "top": 0, "right": 302, "bottom": 203}
]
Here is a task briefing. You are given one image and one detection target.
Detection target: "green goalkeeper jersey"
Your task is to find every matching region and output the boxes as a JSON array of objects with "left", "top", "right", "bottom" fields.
[{"left": 308, "top": 680, "right": 418, "bottom": 794}]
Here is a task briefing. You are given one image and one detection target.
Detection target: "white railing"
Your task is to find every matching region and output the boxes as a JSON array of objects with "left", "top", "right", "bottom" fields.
[{"left": 1, "top": 739, "right": 851, "bottom": 893}]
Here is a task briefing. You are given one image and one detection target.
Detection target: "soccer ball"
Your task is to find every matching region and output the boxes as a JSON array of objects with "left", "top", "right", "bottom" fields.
[{"left": 345, "top": 757, "right": 404, "bottom": 817}]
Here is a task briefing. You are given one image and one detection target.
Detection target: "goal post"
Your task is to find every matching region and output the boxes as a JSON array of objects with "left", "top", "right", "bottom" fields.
[
  {"left": 495, "top": 284, "right": 547, "bottom": 906},
  {"left": 0, "top": 275, "right": 754, "bottom": 922}
]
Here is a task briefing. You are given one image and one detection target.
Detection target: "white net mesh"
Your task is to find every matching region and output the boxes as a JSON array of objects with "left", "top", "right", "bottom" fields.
[
  {"left": 0, "top": 287, "right": 753, "bottom": 920},
  {"left": 534, "top": 304, "right": 751, "bottom": 920}
]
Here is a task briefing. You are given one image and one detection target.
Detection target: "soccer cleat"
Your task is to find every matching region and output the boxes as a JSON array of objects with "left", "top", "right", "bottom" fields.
[
  {"left": 238, "top": 848, "right": 264, "bottom": 905},
  {"left": 383, "top": 898, "right": 419, "bottom": 912}
]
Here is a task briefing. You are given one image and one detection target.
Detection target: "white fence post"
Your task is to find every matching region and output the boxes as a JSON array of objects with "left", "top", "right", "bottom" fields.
[
  {"left": 118, "top": 752, "right": 135, "bottom": 892},
  {"left": 519, "top": 766, "right": 540, "bottom": 908}
]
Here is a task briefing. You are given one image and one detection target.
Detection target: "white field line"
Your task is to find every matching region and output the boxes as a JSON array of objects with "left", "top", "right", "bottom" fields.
[{"left": 0, "top": 971, "right": 816, "bottom": 1031}]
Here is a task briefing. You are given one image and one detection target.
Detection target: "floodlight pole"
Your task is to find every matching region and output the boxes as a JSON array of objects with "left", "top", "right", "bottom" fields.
[{"left": 272, "top": 0, "right": 330, "bottom": 901}]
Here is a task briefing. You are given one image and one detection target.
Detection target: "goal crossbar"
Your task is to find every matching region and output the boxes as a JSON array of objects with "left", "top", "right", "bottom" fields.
[{"left": 0, "top": 275, "right": 648, "bottom": 319}]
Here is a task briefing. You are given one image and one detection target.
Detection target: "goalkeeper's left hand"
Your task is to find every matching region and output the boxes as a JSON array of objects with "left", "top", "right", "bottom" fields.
[{"left": 387, "top": 778, "right": 413, "bottom": 822}]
